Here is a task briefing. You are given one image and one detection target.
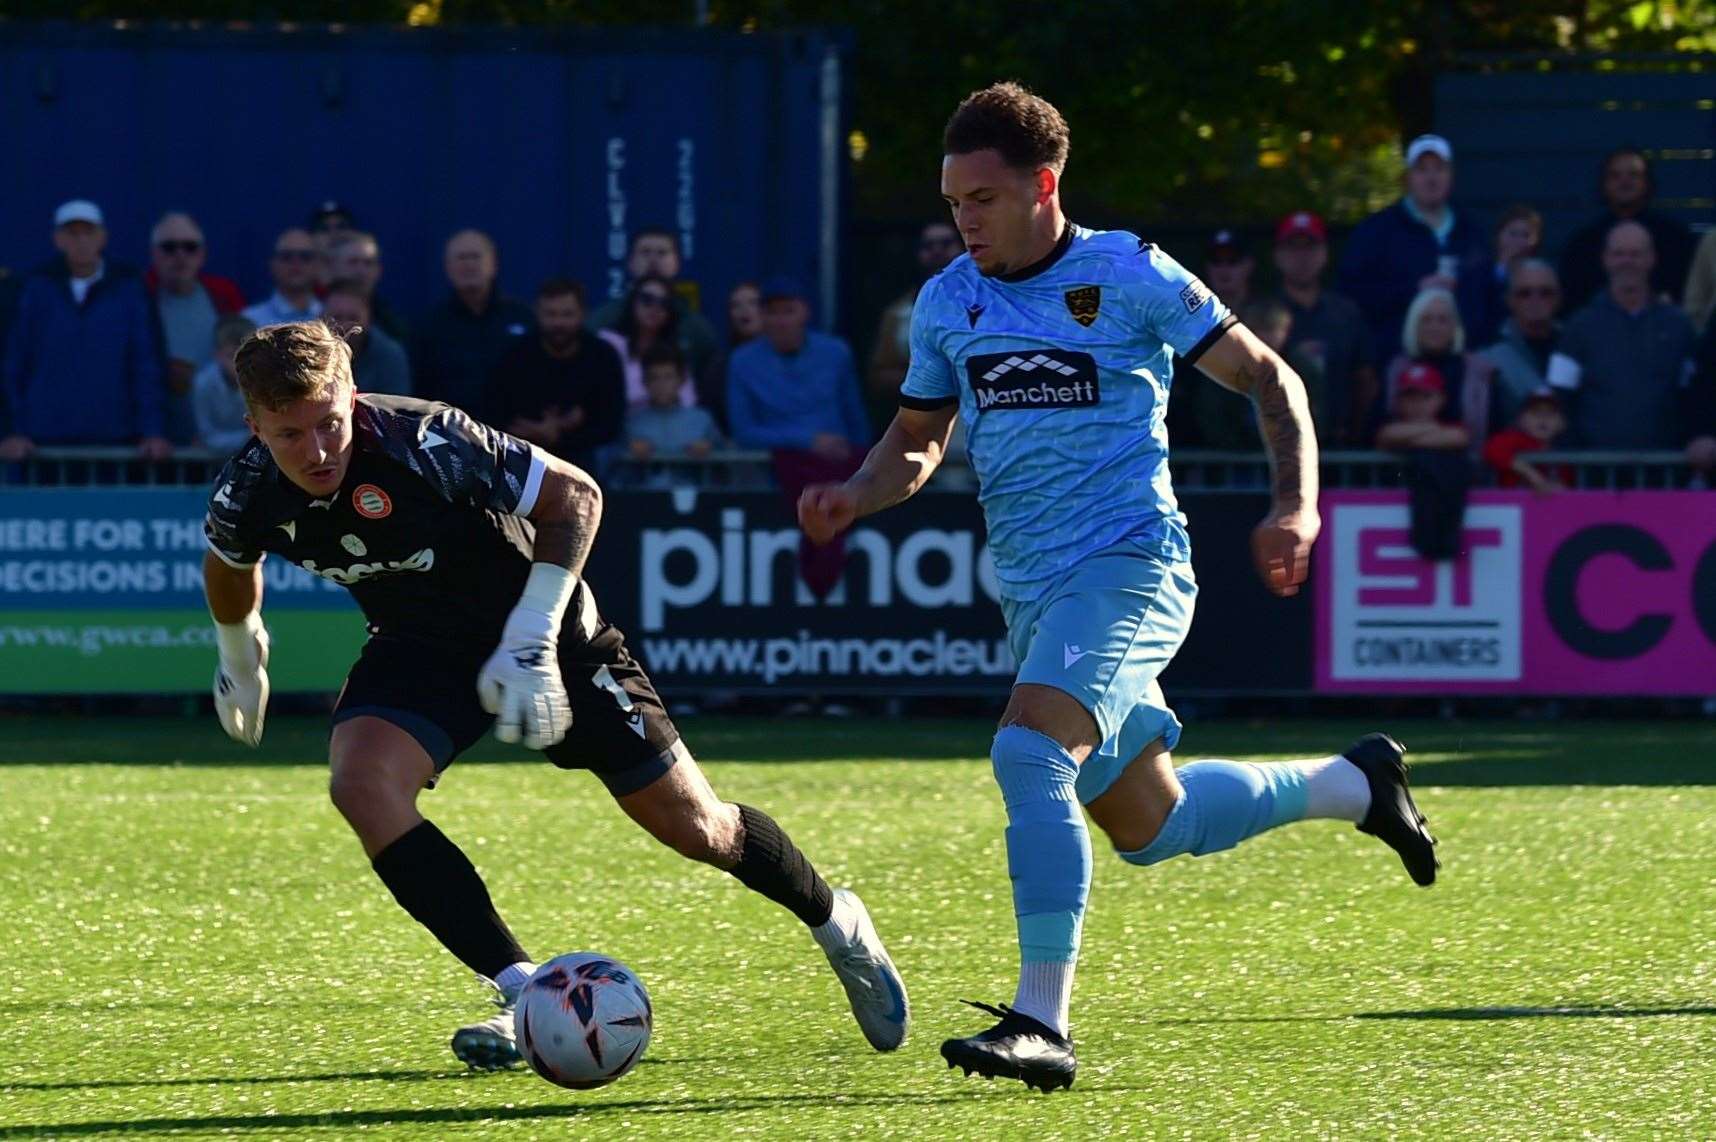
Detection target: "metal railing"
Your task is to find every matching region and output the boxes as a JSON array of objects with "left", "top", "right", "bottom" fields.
[
  {"left": 0, "top": 447, "right": 231, "bottom": 488},
  {"left": 0, "top": 446, "right": 1700, "bottom": 493}
]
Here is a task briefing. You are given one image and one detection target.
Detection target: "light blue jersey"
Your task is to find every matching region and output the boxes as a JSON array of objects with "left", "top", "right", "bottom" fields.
[{"left": 900, "top": 224, "right": 1233, "bottom": 601}]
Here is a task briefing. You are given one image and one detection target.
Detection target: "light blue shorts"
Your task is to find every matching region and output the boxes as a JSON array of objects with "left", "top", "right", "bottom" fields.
[{"left": 1000, "top": 538, "right": 1198, "bottom": 805}]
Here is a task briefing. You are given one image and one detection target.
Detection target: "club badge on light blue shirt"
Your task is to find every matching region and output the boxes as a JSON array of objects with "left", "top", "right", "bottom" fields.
[{"left": 900, "top": 224, "right": 1233, "bottom": 600}]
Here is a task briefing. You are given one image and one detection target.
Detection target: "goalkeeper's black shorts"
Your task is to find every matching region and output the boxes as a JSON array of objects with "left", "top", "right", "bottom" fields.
[{"left": 331, "top": 619, "right": 681, "bottom": 797}]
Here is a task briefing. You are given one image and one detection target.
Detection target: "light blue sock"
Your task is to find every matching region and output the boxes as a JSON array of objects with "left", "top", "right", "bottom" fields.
[
  {"left": 991, "top": 725, "right": 1091, "bottom": 1035},
  {"left": 1120, "top": 759, "right": 1311, "bottom": 867}
]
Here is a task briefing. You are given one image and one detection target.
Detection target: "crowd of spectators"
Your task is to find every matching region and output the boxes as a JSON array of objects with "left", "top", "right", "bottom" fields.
[
  {"left": 1161, "top": 138, "right": 1716, "bottom": 487},
  {"left": 1, "top": 139, "right": 1713, "bottom": 495}
]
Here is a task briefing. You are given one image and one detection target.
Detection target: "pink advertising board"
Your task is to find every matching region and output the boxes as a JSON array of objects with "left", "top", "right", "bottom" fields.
[{"left": 1315, "top": 491, "right": 1716, "bottom": 695}]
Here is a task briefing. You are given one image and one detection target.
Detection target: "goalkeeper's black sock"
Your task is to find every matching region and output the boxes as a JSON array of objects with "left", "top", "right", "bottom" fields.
[
  {"left": 371, "top": 820, "right": 530, "bottom": 980},
  {"left": 727, "top": 803, "right": 835, "bottom": 928}
]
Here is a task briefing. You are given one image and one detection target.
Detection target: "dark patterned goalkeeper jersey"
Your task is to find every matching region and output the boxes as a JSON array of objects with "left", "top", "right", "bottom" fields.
[{"left": 204, "top": 395, "right": 548, "bottom": 646}]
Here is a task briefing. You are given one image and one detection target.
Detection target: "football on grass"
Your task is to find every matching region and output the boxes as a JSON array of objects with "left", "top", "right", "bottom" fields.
[{"left": 515, "top": 952, "right": 653, "bottom": 1090}]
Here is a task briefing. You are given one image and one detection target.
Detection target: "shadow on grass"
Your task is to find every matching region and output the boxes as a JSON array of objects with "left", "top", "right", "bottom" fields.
[
  {"left": 0, "top": 715, "right": 990, "bottom": 767},
  {"left": 2, "top": 715, "right": 1713, "bottom": 785},
  {"left": 1155, "top": 1004, "right": 1716, "bottom": 1027},
  {"left": 1, "top": 1055, "right": 707, "bottom": 1094},
  {"left": 1354, "top": 1004, "right": 1716, "bottom": 1021},
  {"left": 0, "top": 1086, "right": 1069, "bottom": 1136},
  {"left": 3, "top": 1068, "right": 445, "bottom": 1093}
]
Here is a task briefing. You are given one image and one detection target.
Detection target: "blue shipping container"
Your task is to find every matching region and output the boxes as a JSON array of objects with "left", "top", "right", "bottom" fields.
[{"left": 0, "top": 21, "right": 848, "bottom": 326}]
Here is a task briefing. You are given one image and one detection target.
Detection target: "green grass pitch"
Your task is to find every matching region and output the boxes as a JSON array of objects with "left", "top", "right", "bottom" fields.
[{"left": 3, "top": 716, "right": 1715, "bottom": 1139}]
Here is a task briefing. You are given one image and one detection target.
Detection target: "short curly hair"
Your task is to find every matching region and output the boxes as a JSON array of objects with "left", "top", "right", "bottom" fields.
[{"left": 943, "top": 82, "right": 1070, "bottom": 173}]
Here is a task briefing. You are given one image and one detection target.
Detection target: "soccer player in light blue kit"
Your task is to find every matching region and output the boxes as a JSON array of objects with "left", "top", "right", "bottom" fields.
[{"left": 800, "top": 83, "right": 1438, "bottom": 1091}]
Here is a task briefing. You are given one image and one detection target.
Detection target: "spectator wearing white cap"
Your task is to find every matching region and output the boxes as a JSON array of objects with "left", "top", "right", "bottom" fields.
[
  {"left": 1558, "top": 148, "right": 1696, "bottom": 314},
  {"left": 0, "top": 199, "right": 170, "bottom": 459},
  {"left": 1337, "top": 134, "right": 1491, "bottom": 364}
]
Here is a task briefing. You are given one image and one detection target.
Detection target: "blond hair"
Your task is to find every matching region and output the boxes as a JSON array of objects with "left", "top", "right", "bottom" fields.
[
  {"left": 1401, "top": 287, "right": 1465, "bottom": 357},
  {"left": 233, "top": 321, "right": 353, "bottom": 411}
]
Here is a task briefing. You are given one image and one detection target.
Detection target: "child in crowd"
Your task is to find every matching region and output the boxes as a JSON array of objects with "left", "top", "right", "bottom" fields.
[
  {"left": 1375, "top": 362, "right": 1470, "bottom": 452},
  {"left": 192, "top": 315, "right": 258, "bottom": 454},
  {"left": 625, "top": 346, "right": 721, "bottom": 461},
  {"left": 1483, "top": 387, "right": 1571, "bottom": 492}
]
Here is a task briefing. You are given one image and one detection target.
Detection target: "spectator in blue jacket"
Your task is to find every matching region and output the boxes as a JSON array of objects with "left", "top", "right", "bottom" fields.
[
  {"left": 728, "top": 275, "right": 870, "bottom": 599},
  {"left": 1, "top": 199, "right": 170, "bottom": 460},
  {"left": 1337, "top": 134, "right": 1491, "bottom": 364},
  {"left": 728, "top": 276, "right": 869, "bottom": 459}
]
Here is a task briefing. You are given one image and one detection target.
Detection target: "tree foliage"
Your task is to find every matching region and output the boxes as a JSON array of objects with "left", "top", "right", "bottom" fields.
[{"left": 6, "top": 0, "right": 1713, "bottom": 221}]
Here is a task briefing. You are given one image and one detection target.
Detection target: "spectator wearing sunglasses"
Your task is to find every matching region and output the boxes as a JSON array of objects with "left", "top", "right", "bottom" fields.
[
  {"left": 1478, "top": 259, "right": 1564, "bottom": 428},
  {"left": 598, "top": 274, "right": 699, "bottom": 410},
  {"left": 144, "top": 212, "right": 245, "bottom": 444},
  {"left": 588, "top": 229, "right": 718, "bottom": 376},
  {"left": 867, "top": 220, "right": 963, "bottom": 401},
  {"left": 242, "top": 228, "right": 324, "bottom": 327}
]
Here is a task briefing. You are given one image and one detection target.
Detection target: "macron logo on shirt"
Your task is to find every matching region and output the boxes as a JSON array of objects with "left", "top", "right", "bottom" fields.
[{"left": 966, "top": 349, "right": 1100, "bottom": 412}]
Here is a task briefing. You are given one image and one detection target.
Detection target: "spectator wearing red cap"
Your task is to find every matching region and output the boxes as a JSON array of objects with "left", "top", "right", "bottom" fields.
[
  {"left": 1376, "top": 362, "right": 1469, "bottom": 452},
  {"left": 1270, "top": 210, "right": 1377, "bottom": 446},
  {"left": 1383, "top": 287, "right": 1495, "bottom": 456},
  {"left": 1337, "top": 134, "right": 1491, "bottom": 363},
  {"left": 1482, "top": 388, "right": 1572, "bottom": 492}
]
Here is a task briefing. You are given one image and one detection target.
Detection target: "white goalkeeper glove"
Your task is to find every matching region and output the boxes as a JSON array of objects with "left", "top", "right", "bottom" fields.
[
  {"left": 213, "top": 612, "right": 270, "bottom": 747},
  {"left": 477, "top": 564, "right": 576, "bottom": 750}
]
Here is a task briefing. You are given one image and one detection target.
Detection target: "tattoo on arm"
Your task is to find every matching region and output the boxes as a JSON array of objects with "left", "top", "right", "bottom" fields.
[
  {"left": 531, "top": 471, "right": 603, "bottom": 577},
  {"left": 1237, "top": 357, "right": 1317, "bottom": 513}
]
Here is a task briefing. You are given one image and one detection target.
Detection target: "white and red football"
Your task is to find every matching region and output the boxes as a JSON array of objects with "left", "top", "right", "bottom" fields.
[{"left": 515, "top": 952, "right": 653, "bottom": 1090}]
